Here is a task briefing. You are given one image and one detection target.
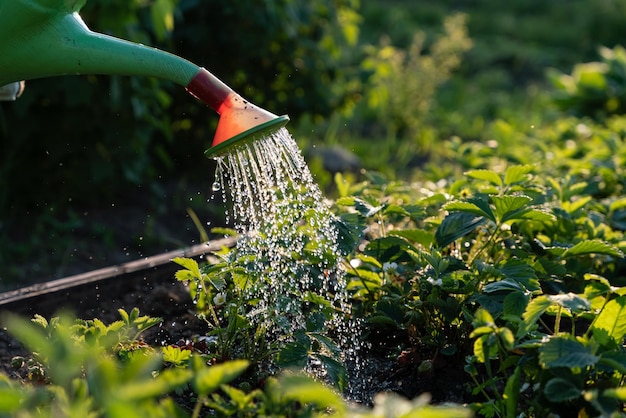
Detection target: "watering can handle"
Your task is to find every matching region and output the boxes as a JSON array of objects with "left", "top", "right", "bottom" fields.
[{"left": 0, "top": 82, "right": 25, "bottom": 101}]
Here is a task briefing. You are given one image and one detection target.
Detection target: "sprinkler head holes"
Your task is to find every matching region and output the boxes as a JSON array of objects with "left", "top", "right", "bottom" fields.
[{"left": 204, "top": 116, "right": 290, "bottom": 159}]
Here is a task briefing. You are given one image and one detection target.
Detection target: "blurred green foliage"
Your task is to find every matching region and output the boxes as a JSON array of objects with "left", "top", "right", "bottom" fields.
[{"left": 549, "top": 46, "right": 626, "bottom": 119}]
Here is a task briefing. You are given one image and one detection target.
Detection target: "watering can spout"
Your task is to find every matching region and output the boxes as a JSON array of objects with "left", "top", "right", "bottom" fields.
[{"left": 0, "top": 0, "right": 287, "bottom": 147}]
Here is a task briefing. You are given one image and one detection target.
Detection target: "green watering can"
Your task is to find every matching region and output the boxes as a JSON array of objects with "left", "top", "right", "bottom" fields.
[{"left": 0, "top": 0, "right": 288, "bottom": 153}]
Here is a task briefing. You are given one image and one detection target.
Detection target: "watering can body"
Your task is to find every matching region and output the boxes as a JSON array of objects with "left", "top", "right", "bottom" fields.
[
  {"left": 0, "top": 0, "right": 286, "bottom": 149},
  {"left": 0, "top": 0, "right": 197, "bottom": 86}
]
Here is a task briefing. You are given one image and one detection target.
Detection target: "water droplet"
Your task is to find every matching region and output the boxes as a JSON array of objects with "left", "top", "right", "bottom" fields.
[{"left": 212, "top": 181, "right": 221, "bottom": 192}]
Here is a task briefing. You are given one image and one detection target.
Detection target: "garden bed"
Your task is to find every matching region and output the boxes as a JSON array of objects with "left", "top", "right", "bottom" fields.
[{"left": 0, "top": 237, "right": 470, "bottom": 406}]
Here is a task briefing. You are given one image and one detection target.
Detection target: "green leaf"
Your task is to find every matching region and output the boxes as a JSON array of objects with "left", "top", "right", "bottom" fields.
[
  {"left": 0, "top": 388, "right": 27, "bottom": 412},
  {"left": 334, "top": 172, "right": 350, "bottom": 197},
  {"left": 465, "top": 169, "right": 503, "bottom": 187},
  {"left": 562, "top": 240, "right": 624, "bottom": 258},
  {"left": 590, "top": 295, "right": 626, "bottom": 346},
  {"left": 279, "top": 374, "right": 346, "bottom": 413},
  {"left": 483, "top": 278, "right": 525, "bottom": 293},
  {"left": 335, "top": 196, "right": 355, "bottom": 206},
  {"left": 174, "top": 270, "right": 196, "bottom": 282},
  {"left": 383, "top": 204, "right": 411, "bottom": 217},
  {"left": 336, "top": 213, "right": 365, "bottom": 255},
  {"left": 518, "top": 295, "right": 553, "bottom": 337},
  {"left": 354, "top": 198, "right": 383, "bottom": 217},
  {"left": 498, "top": 259, "right": 540, "bottom": 291},
  {"left": 316, "top": 354, "right": 348, "bottom": 391},
  {"left": 389, "top": 229, "right": 435, "bottom": 247},
  {"left": 504, "top": 367, "right": 521, "bottom": 417},
  {"left": 117, "top": 368, "right": 192, "bottom": 401},
  {"left": 519, "top": 209, "right": 556, "bottom": 222},
  {"left": 504, "top": 164, "right": 534, "bottom": 186},
  {"left": 435, "top": 212, "right": 486, "bottom": 248},
  {"left": 473, "top": 308, "right": 495, "bottom": 327},
  {"left": 547, "top": 293, "right": 591, "bottom": 313},
  {"left": 210, "top": 227, "right": 238, "bottom": 236},
  {"left": 364, "top": 236, "right": 417, "bottom": 261},
  {"left": 539, "top": 336, "right": 598, "bottom": 369},
  {"left": 604, "top": 387, "right": 626, "bottom": 401},
  {"left": 544, "top": 377, "right": 581, "bottom": 402},
  {"left": 563, "top": 196, "right": 592, "bottom": 213},
  {"left": 609, "top": 196, "right": 626, "bottom": 212},
  {"left": 162, "top": 346, "right": 192, "bottom": 366},
  {"left": 171, "top": 257, "right": 201, "bottom": 277},
  {"left": 444, "top": 200, "right": 494, "bottom": 222},
  {"left": 491, "top": 195, "right": 532, "bottom": 223},
  {"left": 503, "top": 291, "right": 530, "bottom": 318},
  {"left": 192, "top": 358, "right": 249, "bottom": 396},
  {"left": 276, "top": 342, "right": 309, "bottom": 368},
  {"left": 598, "top": 351, "right": 626, "bottom": 374},
  {"left": 309, "top": 333, "right": 341, "bottom": 358},
  {"left": 497, "top": 327, "right": 515, "bottom": 351},
  {"left": 150, "top": 0, "right": 175, "bottom": 42},
  {"left": 474, "top": 334, "right": 498, "bottom": 363}
]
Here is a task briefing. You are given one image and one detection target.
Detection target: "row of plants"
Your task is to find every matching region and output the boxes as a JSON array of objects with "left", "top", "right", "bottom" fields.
[
  {"left": 0, "top": 307, "right": 469, "bottom": 417},
  {"left": 3, "top": 111, "right": 626, "bottom": 416}
]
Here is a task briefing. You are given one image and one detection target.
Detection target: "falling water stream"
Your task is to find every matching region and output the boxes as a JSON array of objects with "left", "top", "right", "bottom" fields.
[{"left": 211, "top": 127, "right": 362, "bottom": 392}]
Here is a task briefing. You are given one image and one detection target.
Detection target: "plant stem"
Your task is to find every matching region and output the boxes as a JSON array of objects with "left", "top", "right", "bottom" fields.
[
  {"left": 469, "top": 223, "right": 501, "bottom": 267},
  {"left": 554, "top": 306, "right": 562, "bottom": 334},
  {"left": 192, "top": 396, "right": 206, "bottom": 418}
]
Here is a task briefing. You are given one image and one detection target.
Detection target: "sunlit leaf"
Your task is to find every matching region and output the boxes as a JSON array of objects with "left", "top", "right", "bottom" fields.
[
  {"left": 497, "top": 327, "right": 515, "bottom": 351},
  {"left": 0, "top": 388, "right": 27, "bottom": 412},
  {"left": 562, "top": 196, "right": 592, "bottom": 213},
  {"left": 444, "top": 200, "right": 494, "bottom": 222},
  {"left": 150, "top": 0, "right": 175, "bottom": 42},
  {"left": 609, "top": 196, "right": 626, "bottom": 212},
  {"left": 492, "top": 195, "right": 532, "bottom": 223},
  {"left": 279, "top": 373, "right": 346, "bottom": 413},
  {"left": 504, "top": 164, "right": 534, "bottom": 186},
  {"left": 465, "top": 169, "right": 503, "bottom": 187},
  {"left": 518, "top": 295, "right": 552, "bottom": 337},
  {"left": 604, "top": 387, "right": 626, "bottom": 401},
  {"left": 117, "top": 368, "right": 192, "bottom": 401},
  {"left": 389, "top": 229, "right": 434, "bottom": 247},
  {"left": 192, "top": 358, "right": 249, "bottom": 396},
  {"left": 562, "top": 240, "right": 624, "bottom": 258},
  {"left": 171, "top": 257, "right": 201, "bottom": 277},
  {"left": 473, "top": 334, "right": 498, "bottom": 363},
  {"left": 547, "top": 293, "right": 591, "bottom": 313},
  {"left": 519, "top": 209, "right": 556, "bottom": 222},
  {"left": 590, "top": 295, "right": 626, "bottom": 346}
]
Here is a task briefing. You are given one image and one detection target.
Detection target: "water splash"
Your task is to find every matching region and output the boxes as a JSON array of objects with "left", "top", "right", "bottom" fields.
[{"left": 212, "top": 127, "right": 361, "bottom": 390}]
